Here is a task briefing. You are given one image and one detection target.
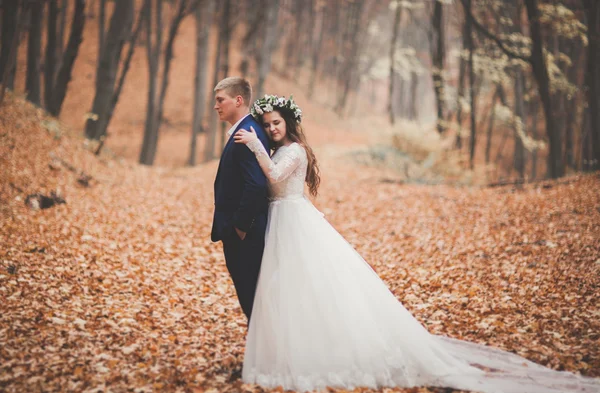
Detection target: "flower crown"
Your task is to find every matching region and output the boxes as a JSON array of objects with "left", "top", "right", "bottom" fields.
[{"left": 250, "top": 94, "right": 303, "bottom": 123}]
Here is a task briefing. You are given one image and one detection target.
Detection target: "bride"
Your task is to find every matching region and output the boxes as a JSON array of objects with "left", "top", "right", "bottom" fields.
[{"left": 232, "top": 95, "right": 600, "bottom": 393}]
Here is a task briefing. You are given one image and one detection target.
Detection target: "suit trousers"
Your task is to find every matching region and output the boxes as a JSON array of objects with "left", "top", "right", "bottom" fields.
[{"left": 222, "top": 229, "right": 265, "bottom": 321}]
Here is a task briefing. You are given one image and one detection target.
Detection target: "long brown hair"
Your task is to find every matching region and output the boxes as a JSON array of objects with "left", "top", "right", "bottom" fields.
[{"left": 261, "top": 108, "right": 321, "bottom": 197}]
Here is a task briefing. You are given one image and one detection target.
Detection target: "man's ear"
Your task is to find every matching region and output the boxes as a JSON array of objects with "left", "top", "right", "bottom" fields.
[{"left": 236, "top": 95, "right": 243, "bottom": 107}]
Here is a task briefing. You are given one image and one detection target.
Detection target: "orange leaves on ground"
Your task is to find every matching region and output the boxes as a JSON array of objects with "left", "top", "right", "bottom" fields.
[{"left": 1, "top": 95, "right": 599, "bottom": 392}]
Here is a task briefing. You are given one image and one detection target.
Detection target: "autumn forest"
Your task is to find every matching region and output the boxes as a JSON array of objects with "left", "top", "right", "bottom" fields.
[{"left": 1, "top": 0, "right": 599, "bottom": 392}]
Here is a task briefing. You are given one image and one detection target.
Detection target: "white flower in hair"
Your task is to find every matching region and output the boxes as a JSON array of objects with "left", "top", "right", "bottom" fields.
[
  {"left": 264, "top": 103, "right": 273, "bottom": 112},
  {"left": 254, "top": 103, "right": 263, "bottom": 115}
]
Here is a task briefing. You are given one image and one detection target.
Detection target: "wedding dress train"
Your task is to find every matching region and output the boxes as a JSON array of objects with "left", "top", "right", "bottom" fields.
[{"left": 241, "top": 141, "right": 600, "bottom": 393}]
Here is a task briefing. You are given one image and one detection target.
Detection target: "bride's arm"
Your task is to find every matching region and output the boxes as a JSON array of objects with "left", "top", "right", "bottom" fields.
[{"left": 234, "top": 127, "right": 302, "bottom": 183}]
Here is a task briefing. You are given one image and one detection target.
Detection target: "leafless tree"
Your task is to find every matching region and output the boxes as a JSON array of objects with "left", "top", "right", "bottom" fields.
[{"left": 189, "top": 0, "right": 215, "bottom": 166}]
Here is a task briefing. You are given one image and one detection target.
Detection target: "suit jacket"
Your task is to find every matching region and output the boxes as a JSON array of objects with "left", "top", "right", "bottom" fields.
[{"left": 211, "top": 115, "right": 270, "bottom": 242}]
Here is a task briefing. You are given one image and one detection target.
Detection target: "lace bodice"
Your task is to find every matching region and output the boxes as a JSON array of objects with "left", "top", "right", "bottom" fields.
[{"left": 247, "top": 141, "right": 307, "bottom": 200}]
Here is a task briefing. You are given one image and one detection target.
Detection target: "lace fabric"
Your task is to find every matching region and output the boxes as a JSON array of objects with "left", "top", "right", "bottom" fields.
[{"left": 247, "top": 140, "right": 307, "bottom": 200}]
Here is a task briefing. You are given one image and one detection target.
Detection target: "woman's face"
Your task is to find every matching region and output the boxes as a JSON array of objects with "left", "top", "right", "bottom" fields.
[{"left": 262, "top": 111, "right": 289, "bottom": 144}]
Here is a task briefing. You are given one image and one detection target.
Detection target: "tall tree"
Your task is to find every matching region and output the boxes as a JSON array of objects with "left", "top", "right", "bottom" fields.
[
  {"left": 307, "top": 2, "right": 325, "bottom": 99},
  {"left": 0, "top": 0, "right": 19, "bottom": 91},
  {"left": 206, "top": 2, "right": 224, "bottom": 162},
  {"left": 139, "top": 0, "right": 163, "bottom": 165},
  {"left": 455, "top": 20, "right": 468, "bottom": 149},
  {"left": 0, "top": 1, "right": 25, "bottom": 105},
  {"left": 47, "top": 0, "right": 86, "bottom": 116},
  {"left": 140, "top": 0, "right": 198, "bottom": 165},
  {"left": 464, "top": 0, "right": 477, "bottom": 168},
  {"left": 256, "top": 0, "right": 280, "bottom": 100},
  {"left": 513, "top": 68, "right": 526, "bottom": 179},
  {"left": 218, "top": 0, "right": 231, "bottom": 153},
  {"left": 189, "top": 0, "right": 214, "bottom": 166},
  {"left": 335, "top": 0, "right": 364, "bottom": 115},
  {"left": 97, "top": 0, "right": 107, "bottom": 83},
  {"left": 388, "top": 0, "right": 403, "bottom": 125},
  {"left": 85, "top": 0, "right": 134, "bottom": 140},
  {"left": 44, "top": 0, "right": 59, "bottom": 109},
  {"left": 583, "top": 0, "right": 600, "bottom": 170},
  {"left": 430, "top": 0, "right": 446, "bottom": 133},
  {"left": 524, "top": 0, "right": 562, "bottom": 178},
  {"left": 464, "top": 0, "right": 564, "bottom": 178},
  {"left": 26, "top": 2, "right": 44, "bottom": 106}
]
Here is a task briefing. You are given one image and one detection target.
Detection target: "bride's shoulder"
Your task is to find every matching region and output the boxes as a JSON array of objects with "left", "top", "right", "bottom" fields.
[{"left": 290, "top": 142, "right": 307, "bottom": 156}]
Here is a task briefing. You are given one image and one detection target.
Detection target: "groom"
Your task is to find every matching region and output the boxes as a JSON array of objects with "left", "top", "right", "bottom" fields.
[{"left": 210, "top": 77, "right": 270, "bottom": 321}]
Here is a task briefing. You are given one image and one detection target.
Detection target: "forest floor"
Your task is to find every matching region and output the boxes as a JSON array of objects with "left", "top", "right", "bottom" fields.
[{"left": 1, "top": 94, "right": 600, "bottom": 393}]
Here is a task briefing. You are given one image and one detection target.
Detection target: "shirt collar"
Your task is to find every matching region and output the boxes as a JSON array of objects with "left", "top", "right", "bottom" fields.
[{"left": 227, "top": 113, "right": 251, "bottom": 138}]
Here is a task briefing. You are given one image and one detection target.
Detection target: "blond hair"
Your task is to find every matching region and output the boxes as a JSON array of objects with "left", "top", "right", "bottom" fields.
[{"left": 214, "top": 77, "right": 252, "bottom": 107}]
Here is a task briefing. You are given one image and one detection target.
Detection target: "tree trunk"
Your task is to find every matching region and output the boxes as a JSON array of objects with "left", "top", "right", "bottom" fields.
[
  {"left": 388, "top": 0, "right": 402, "bottom": 125},
  {"left": 97, "top": 0, "right": 106, "bottom": 82},
  {"left": 57, "top": 0, "right": 68, "bottom": 58},
  {"left": 335, "top": 0, "right": 364, "bottom": 116},
  {"left": 85, "top": 0, "right": 134, "bottom": 139},
  {"left": 524, "top": 0, "right": 563, "bottom": 178},
  {"left": 44, "top": 0, "right": 59, "bottom": 109},
  {"left": 154, "top": 0, "right": 191, "bottom": 151},
  {"left": 583, "top": 0, "right": 600, "bottom": 170},
  {"left": 530, "top": 98, "right": 539, "bottom": 179},
  {"left": 409, "top": 71, "right": 418, "bottom": 121},
  {"left": 485, "top": 88, "right": 499, "bottom": 164},
  {"left": 464, "top": 0, "right": 476, "bottom": 168},
  {"left": 513, "top": 68, "right": 526, "bottom": 179},
  {"left": 0, "top": 0, "right": 19, "bottom": 91},
  {"left": 431, "top": 0, "right": 446, "bottom": 133},
  {"left": 256, "top": 0, "right": 280, "bottom": 100},
  {"left": 189, "top": 0, "right": 214, "bottom": 166},
  {"left": 0, "top": 1, "right": 25, "bottom": 105},
  {"left": 239, "top": 0, "right": 262, "bottom": 77},
  {"left": 103, "top": 1, "right": 148, "bottom": 146},
  {"left": 48, "top": 0, "right": 86, "bottom": 117},
  {"left": 206, "top": 6, "right": 223, "bottom": 161},
  {"left": 455, "top": 20, "right": 467, "bottom": 149},
  {"left": 219, "top": 0, "right": 231, "bottom": 153},
  {"left": 307, "top": 3, "right": 325, "bottom": 99},
  {"left": 139, "top": 0, "right": 162, "bottom": 166},
  {"left": 26, "top": 2, "right": 44, "bottom": 106}
]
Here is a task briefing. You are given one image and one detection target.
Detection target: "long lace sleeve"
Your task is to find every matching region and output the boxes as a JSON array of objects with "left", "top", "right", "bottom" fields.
[{"left": 247, "top": 140, "right": 303, "bottom": 184}]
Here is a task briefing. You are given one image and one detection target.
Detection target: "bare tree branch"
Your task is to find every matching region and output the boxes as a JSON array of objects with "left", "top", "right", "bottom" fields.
[{"left": 460, "top": 0, "right": 531, "bottom": 63}]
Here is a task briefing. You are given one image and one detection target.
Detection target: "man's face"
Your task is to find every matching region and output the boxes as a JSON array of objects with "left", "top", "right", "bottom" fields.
[{"left": 214, "top": 89, "right": 238, "bottom": 124}]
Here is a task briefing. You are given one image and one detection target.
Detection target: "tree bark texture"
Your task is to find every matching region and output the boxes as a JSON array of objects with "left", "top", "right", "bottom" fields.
[
  {"left": 0, "top": 0, "right": 19, "bottom": 91},
  {"left": 524, "top": 0, "right": 563, "bottom": 178},
  {"left": 307, "top": 3, "right": 325, "bottom": 99},
  {"left": 431, "top": 0, "right": 446, "bottom": 133},
  {"left": 189, "top": 0, "right": 214, "bottom": 165},
  {"left": 0, "top": 1, "right": 26, "bottom": 105},
  {"left": 583, "top": 0, "right": 600, "bottom": 170},
  {"left": 85, "top": 0, "right": 134, "bottom": 139},
  {"left": 388, "top": 0, "right": 402, "bottom": 125},
  {"left": 256, "top": 0, "right": 280, "bottom": 100},
  {"left": 27, "top": 2, "right": 44, "bottom": 106},
  {"left": 48, "top": 0, "right": 86, "bottom": 117},
  {"left": 139, "top": 0, "right": 162, "bottom": 165},
  {"left": 45, "top": 0, "right": 59, "bottom": 109},
  {"left": 464, "top": 0, "right": 476, "bottom": 168}
]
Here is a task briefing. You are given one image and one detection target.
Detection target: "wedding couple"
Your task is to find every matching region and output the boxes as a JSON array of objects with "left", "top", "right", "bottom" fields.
[{"left": 209, "top": 77, "right": 599, "bottom": 393}]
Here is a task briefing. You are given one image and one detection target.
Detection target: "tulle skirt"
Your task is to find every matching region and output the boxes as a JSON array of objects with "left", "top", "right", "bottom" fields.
[{"left": 242, "top": 196, "right": 600, "bottom": 393}]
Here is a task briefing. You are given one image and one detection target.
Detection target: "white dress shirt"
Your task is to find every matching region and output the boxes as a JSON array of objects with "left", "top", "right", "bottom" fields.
[{"left": 226, "top": 113, "right": 251, "bottom": 139}]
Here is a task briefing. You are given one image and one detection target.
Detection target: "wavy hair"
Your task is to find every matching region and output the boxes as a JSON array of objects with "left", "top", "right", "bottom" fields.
[{"left": 260, "top": 108, "right": 321, "bottom": 197}]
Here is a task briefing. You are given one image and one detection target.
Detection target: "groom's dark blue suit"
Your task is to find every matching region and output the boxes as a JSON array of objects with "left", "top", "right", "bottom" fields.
[{"left": 211, "top": 114, "right": 270, "bottom": 320}]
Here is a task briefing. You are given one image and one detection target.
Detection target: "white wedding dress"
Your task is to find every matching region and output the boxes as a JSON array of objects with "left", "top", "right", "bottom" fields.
[{"left": 241, "top": 141, "right": 600, "bottom": 393}]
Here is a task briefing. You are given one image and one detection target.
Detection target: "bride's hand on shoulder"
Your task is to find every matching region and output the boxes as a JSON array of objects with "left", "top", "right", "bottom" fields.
[{"left": 234, "top": 126, "right": 258, "bottom": 144}]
